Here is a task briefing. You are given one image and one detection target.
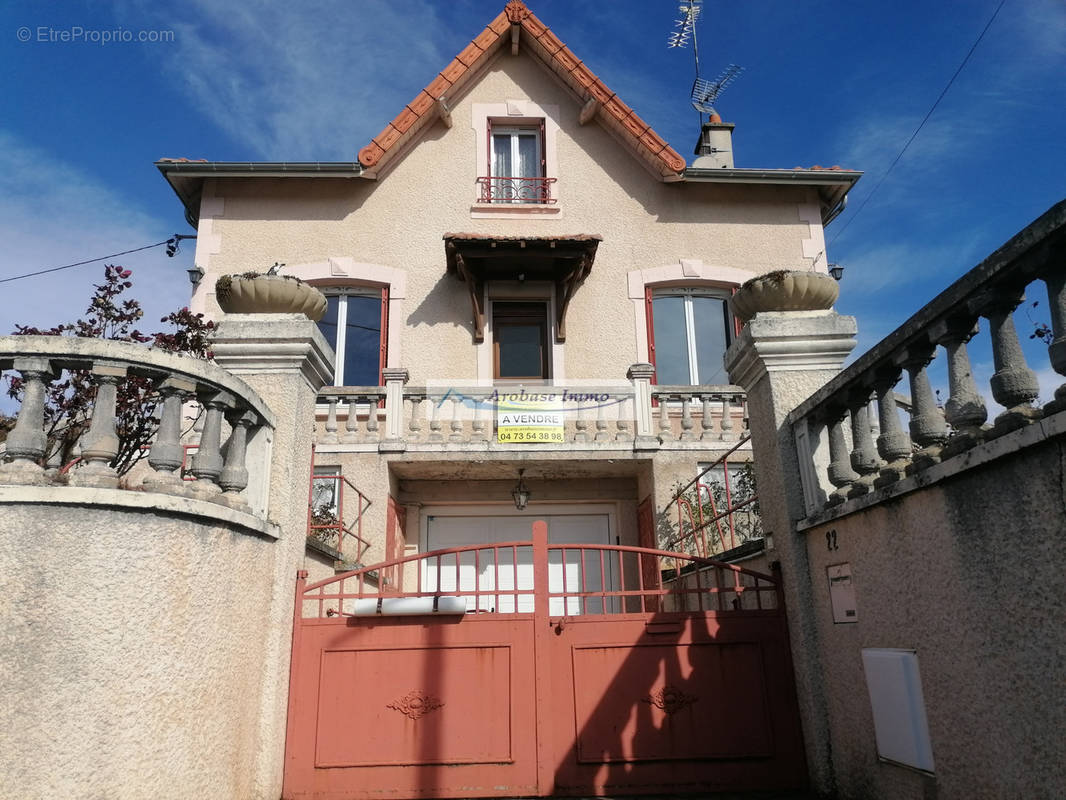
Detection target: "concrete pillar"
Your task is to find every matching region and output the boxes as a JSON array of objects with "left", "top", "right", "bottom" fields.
[
  {"left": 724, "top": 309, "right": 857, "bottom": 794},
  {"left": 209, "top": 313, "right": 332, "bottom": 800}
]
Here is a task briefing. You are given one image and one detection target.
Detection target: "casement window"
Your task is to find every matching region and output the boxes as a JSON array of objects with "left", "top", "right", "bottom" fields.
[
  {"left": 316, "top": 287, "right": 389, "bottom": 386},
  {"left": 481, "top": 121, "right": 554, "bottom": 204},
  {"left": 493, "top": 301, "right": 549, "bottom": 380},
  {"left": 646, "top": 288, "right": 733, "bottom": 385}
]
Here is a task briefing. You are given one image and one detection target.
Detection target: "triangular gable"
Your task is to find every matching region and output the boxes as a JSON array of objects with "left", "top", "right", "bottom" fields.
[{"left": 357, "top": 0, "right": 686, "bottom": 179}]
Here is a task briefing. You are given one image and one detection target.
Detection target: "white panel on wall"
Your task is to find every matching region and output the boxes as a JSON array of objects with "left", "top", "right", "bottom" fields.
[{"left": 861, "top": 648, "right": 935, "bottom": 773}]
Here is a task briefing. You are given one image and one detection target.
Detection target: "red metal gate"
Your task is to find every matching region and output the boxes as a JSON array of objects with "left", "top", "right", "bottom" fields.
[{"left": 283, "top": 521, "right": 806, "bottom": 799}]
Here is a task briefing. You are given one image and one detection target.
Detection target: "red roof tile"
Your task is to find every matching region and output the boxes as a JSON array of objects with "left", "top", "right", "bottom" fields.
[{"left": 357, "top": 1, "right": 685, "bottom": 177}]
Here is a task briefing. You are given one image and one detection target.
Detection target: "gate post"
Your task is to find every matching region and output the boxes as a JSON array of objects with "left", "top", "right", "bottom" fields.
[
  {"left": 210, "top": 313, "right": 333, "bottom": 799},
  {"left": 531, "top": 520, "right": 554, "bottom": 797},
  {"left": 725, "top": 310, "right": 857, "bottom": 794}
]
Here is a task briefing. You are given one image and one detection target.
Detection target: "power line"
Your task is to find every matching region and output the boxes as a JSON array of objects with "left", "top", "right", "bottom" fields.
[
  {"left": 0, "top": 239, "right": 173, "bottom": 285},
  {"left": 829, "top": 0, "right": 1007, "bottom": 247}
]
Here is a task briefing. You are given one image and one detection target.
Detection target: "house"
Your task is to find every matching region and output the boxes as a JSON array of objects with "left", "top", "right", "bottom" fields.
[
  {"left": 4, "top": 5, "right": 1061, "bottom": 798},
  {"left": 158, "top": 0, "right": 859, "bottom": 584},
  {"left": 153, "top": 3, "right": 863, "bottom": 797}
]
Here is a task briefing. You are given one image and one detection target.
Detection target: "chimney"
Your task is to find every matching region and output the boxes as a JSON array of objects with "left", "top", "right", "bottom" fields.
[{"left": 691, "top": 113, "right": 735, "bottom": 169}]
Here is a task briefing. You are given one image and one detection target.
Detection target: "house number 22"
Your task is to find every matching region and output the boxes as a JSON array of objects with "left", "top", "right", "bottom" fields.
[{"left": 826, "top": 529, "right": 839, "bottom": 551}]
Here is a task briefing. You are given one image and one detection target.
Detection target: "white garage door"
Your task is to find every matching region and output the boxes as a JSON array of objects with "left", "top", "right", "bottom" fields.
[{"left": 424, "top": 513, "right": 616, "bottom": 615}]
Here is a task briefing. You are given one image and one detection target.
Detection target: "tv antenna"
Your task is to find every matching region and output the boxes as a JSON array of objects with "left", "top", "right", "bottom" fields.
[{"left": 668, "top": 2, "right": 744, "bottom": 124}]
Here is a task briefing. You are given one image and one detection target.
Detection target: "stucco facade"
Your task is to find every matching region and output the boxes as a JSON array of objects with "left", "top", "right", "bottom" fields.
[
  {"left": 801, "top": 432, "right": 1066, "bottom": 799},
  {"left": 189, "top": 54, "right": 829, "bottom": 384},
  {"left": 158, "top": 28, "right": 858, "bottom": 585}
]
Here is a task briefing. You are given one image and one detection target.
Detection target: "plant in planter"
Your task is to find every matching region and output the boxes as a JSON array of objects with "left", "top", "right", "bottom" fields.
[
  {"left": 729, "top": 268, "right": 839, "bottom": 324},
  {"left": 214, "top": 264, "right": 328, "bottom": 321}
]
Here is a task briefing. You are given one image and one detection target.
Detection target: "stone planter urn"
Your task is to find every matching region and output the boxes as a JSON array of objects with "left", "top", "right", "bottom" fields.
[
  {"left": 214, "top": 274, "right": 328, "bottom": 321},
  {"left": 729, "top": 270, "right": 839, "bottom": 324}
]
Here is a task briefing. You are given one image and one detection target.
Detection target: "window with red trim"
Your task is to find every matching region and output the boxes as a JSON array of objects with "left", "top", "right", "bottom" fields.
[
  {"left": 480, "top": 119, "right": 554, "bottom": 204},
  {"left": 315, "top": 287, "right": 388, "bottom": 386},
  {"left": 647, "top": 288, "right": 733, "bottom": 385}
]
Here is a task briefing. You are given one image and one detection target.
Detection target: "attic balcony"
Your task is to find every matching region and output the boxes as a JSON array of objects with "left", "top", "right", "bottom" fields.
[
  {"left": 313, "top": 364, "right": 749, "bottom": 457},
  {"left": 476, "top": 175, "right": 557, "bottom": 205}
]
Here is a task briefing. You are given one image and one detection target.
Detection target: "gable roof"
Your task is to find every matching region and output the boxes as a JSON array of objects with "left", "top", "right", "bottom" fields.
[{"left": 357, "top": 0, "right": 686, "bottom": 179}]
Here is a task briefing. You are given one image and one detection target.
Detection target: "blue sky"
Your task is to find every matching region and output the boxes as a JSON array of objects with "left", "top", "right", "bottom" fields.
[{"left": 2, "top": 0, "right": 1064, "bottom": 403}]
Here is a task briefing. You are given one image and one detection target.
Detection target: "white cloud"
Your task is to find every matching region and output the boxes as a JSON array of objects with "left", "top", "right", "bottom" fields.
[
  {"left": 0, "top": 130, "right": 191, "bottom": 341},
  {"left": 126, "top": 0, "right": 454, "bottom": 160}
]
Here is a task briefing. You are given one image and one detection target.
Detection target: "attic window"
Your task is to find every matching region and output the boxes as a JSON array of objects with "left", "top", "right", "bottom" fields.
[
  {"left": 478, "top": 121, "right": 555, "bottom": 204},
  {"left": 471, "top": 102, "right": 561, "bottom": 217}
]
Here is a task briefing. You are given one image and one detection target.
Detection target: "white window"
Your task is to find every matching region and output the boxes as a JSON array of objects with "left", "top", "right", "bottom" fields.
[
  {"left": 649, "top": 288, "right": 732, "bottom": 385},
  {"left": 484, "top": 122, "right": 552, "bottom": 204},
  {"left": 316, "top": 288, "right": 387, "bottom": 386}
]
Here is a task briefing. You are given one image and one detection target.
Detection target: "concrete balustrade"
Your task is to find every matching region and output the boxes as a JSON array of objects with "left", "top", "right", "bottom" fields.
[
  {"left": 312, "top": 369, "right": 749, "bottom": 451},
  {"left": 787, "top": 199, "right": 1066, "bottom": 516},
  {"left": 0, "top": 336, "right": 274, "bottom": 514}
]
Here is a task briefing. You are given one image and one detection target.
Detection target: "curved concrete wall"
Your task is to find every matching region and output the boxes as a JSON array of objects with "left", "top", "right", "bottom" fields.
[{"left": 0, "top": 493, "right": 281, "bottom": 800}]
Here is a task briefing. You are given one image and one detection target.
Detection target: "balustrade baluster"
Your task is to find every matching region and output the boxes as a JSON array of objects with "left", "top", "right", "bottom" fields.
[
  {"left": 699, "top": 395, "right": 714, "bottom": 440},
  {"left": 70, "top": 366, "right": 126, "bottom": 489},
  {"left": 217, "top": 409, "right": 256, "bottom": 509},
  {"left": 720, "top": 396, "right": 736, "bottom": 441},
  {"left": 657, "top": 394, "right": 671, "bottom": 442},
  {"left": 873, "top": 371, "right": 912, "bottom": 487},
  {"left": 407, "top": 395, "right": 423, "bottom": 441},
  {"left": 679, "top": 396, "right": 695, "bottom": 440},
  {"left": 935, "top": 321, "right": 987, "bottom": 457},
  {"left": 366, "top": 397, "right": 380, "bottom": 441},
  {"left": 0, "top": 358, "right": 54, "bottom": 485},
  {"left": 900, "top": 347, "right": 948, "bottom": 473},
  {"left": 980, "top": 290, "right": 1041, "bottom": 434},
  {"left": 321, "top": 396, "right": 339, "bottom": 444},
  {"left": 428, "top": 395, "right": 444, "bottom": 443},
  {"left": 573, "top": 405, "right": 589, "bottom": 442},
  {"left": 846, "top": 393, "right": 880, "bottom": 498},
  {"left": 471, "top": 393, "right": 488, "bottom": 442},
  {"left": 614, "top": 396, "right": 631, "bottom": 441},
  {"left": 825, "top": 410, "right": 858, "bottom": 506},
  {"left": 188, "top": 391, "right": 232, "bottom": 497},
  {"left": 1043, "top": 269, "right": 1066, "bottom": 413},
  {"left": 343, "top": 397, "right": 359, "bottom": 443},
  {"left": 594, "top": 402, "right": 609, "bottom": 442},
  {"left": 449, "top": 396, "right": 465, "bottom": 442},
  {"left": 144, "top": 378, "right": 195, "bottom": 494}
]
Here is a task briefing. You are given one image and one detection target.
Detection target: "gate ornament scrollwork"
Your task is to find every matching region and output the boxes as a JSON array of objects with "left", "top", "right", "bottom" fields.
[
  {"left": 387, "top": 690, "right": 444, "bottom": 720},
  {"left": 643, "top": 686, "right": 698, "bottom": 714}
]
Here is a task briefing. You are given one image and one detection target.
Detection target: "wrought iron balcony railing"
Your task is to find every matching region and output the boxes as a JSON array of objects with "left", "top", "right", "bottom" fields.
[{"left": 476, "top": 175, "right": 557, "bottom": 204}]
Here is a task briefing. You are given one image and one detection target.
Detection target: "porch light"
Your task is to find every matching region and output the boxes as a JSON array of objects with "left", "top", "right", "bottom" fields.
[
  {"left": 828, "top": 263, "right": 845, "bottom": 281},
  {"left": 187, "top": 264, "right": 205, "bottom": 286},
  {"left": 512, "top": 469, "right": 531, "bottom": 511}
]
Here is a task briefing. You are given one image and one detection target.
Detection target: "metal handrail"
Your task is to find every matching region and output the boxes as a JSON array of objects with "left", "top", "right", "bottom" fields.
[{"left": 476, "top": 175, "right": 557, "bottom": 204}]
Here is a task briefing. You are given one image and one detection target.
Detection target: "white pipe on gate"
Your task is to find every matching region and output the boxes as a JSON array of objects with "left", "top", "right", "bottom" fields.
[{"left": 349, "top": 596, "right": 468, "bottom": 616}]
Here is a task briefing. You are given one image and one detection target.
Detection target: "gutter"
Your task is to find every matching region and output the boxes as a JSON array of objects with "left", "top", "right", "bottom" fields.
[
  {"left": 682, "top": 167, "right": 862, "bottom": 226},
  {"left": 682, "top": 166, "right": 862, "bottom": 185},
  {"left": 155, "top": 161, "right": 367, "bottom": 228},
  {"left": 155, "top": 161, "right": 365, "bottom": 177}
]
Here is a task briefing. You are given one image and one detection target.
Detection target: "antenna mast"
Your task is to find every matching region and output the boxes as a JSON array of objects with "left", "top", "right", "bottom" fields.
[{"left": 668, "top": 2, "right": 744, "bottom": 126}]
